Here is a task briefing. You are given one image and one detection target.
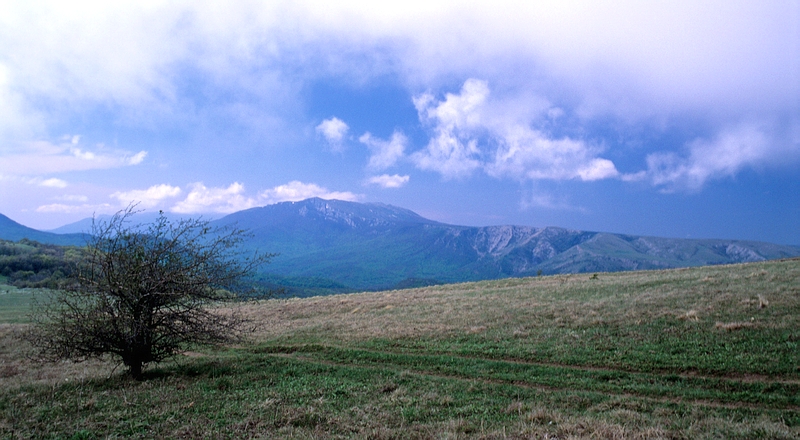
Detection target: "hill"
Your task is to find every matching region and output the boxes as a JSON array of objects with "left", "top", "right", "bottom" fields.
[
  {"left": 212, "top": 198, "right": 800, "bottom": 292},
  {"left": 0, "top": 214, "right": 85, "bottom": 246},
  {"left": 2, "top": 259, "right": 798, "bottom": 438}
]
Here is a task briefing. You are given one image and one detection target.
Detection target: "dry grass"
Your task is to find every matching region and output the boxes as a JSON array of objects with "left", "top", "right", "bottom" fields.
[
  {"left": 714, "top": 321, "right": 756, "bottom": 331},
  {"left": 0, "top": 324, "right": 115, "bottom": 390},
  {"left": 239, "top": 259, "right": 800, "bottom": 346}
]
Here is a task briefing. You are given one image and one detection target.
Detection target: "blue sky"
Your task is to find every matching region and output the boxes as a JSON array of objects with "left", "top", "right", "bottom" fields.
[{"left": 1, "top": 1, "right": 798, "bottom": 244}]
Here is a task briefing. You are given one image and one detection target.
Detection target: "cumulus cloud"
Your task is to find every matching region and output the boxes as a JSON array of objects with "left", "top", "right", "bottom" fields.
[
  {"left": 111, "top": 184, "right": 182, "bottom": 208},
  {"left": 0, "top": 138, "right": 147, "bottom": 175},
  {"left": 316, "top": 117, "right": 349, "bottom": 151},
  {"left": 410, "top": 132, "right": 481, "bottom": 179},
  {"left": 258, "top": 180, "right": 360, "bottom": 204},
  {"left": 359, "top": 131, "right": 407, "bottom": 171},
  {"left": 413, "top": 79, "right": 619, "bottom": 182},
  {"left": 36, "top": 177, "right": 360, "bottom": 218},
  {"left": 416, "top": 79, "right": 489, "bottom": 129},
  {"left": 33, "top": 180, "right": 360, "bottom": 218},
  {"left": 171, "top": 182, "right": 257, "bottom": 214},
  {"left": 487, "top": 127, "right": 618, "bottom": 182},
  {"left": 366, "top": 174, "right": 409, "bottom": 188},
  {"left": 640, "top": 124, "right": 780, "bottom": 191},
  {"left": 411, "top": 79, "right": 487, "bottom": 179},
  {"left": 166, "top": 180, "right": 359, "bottom": 214}
]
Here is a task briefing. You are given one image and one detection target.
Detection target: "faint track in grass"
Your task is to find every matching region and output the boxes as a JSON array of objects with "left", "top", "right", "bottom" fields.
[
  {"left": 257, "top": 343, "right": 800, "bottom": 411},
  {"left": 257, "top": 342, "right": 800, "bottom": 385},
  {"left": 268, "top": 352, "right": 797, "bottom": 411}
]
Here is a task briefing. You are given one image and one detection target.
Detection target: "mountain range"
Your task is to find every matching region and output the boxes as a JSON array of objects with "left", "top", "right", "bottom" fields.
[
  {"left": 0, "top": 213, "right": 86, "bottom": 246},
  {"left": 3, "top": 198, "right": 799, "bottom": 295}
]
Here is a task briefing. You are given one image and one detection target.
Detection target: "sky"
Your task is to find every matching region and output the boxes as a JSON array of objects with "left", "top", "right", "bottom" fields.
[{"left": 0, "top": 1, "right": 798, "bottom": 244}]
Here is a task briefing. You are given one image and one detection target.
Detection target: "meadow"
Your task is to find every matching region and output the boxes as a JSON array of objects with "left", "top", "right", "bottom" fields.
[{"left": 1, "top": 258, "right": 798, "bottom": 439}]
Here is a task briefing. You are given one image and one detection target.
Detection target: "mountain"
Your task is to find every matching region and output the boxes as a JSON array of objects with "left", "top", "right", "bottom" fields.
[
  {"left": 47, "top": 211, "right": 220, "bottom": 234},
  {"left": 0, "top": 214, "right": 86, "bottom": 246},
  {"left": 212, "top": 198, "right": 800, "bottom": 293},
  {"left": 4, "top": 198, "right": 799, "bottom": 295}
]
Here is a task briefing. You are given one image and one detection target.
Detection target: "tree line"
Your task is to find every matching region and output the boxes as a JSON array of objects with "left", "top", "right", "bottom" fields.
[{"left": 0, "top": 238, "right": 86, "bottom": 288}]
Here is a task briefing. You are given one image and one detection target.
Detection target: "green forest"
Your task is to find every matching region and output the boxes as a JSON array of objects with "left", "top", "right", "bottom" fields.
[{"left": 0, "top": 239, "right": 85, "bottom": 289}]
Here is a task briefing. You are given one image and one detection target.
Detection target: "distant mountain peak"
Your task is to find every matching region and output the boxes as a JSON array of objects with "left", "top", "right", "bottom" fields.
[
  {"left": 224, "top": 198, "right": 437, "bottom": 231},
  {"left": 295, "top": 197, "right": 430, "bottom": 221}
]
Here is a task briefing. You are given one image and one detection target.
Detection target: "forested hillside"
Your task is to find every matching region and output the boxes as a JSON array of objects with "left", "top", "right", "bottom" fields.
[{"left": 0, "top": 239, "right": 85, "bottom": 288}]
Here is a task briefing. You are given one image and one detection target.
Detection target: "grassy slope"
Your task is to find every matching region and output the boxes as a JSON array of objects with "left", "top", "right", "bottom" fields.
[{"left": 1, "top": 259, "right": 799, "bottom": 438}]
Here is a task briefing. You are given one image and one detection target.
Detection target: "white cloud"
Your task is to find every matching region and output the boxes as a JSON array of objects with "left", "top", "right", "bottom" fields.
[
  {"left": 367, "top": 174, "right": 409, "bottom": 188},
  {"left": 111, "top": 184, "right": 182, "bottom": 208},
  {"left": 36, "top": 202, "right": 113, "bottom": 214},
  {"left": 4, "top": 3, "right": 794, "bottom": 112},
  {"left": 641, "top": 124, "right": 780, "bottom": 191},
  {"left": 412, "top": 134, "right": 481, "bottom": 179},
  {"left": 1, "top": 1, "right": 794, "bottom": 204},
  {"left": 577, "top": 159, "right": 619, "bottom": 181},
  {"left": 0, "top": 3, "right": 185, "bottom": 109},
  {"left": 171, "top": 182, "right": 257, "bottom": 214},
  {"left": 31, "top": 180, "right": 360, "bottom": 218},
  {"left": 258, "top": 180, "right": 360, "bottom": 204},
  {"left": 359, "top": 131, "right": 407, "bottom": 171},
  {"left": 127, "top": 150, "right": 148, "bottom": 165},
  {"left": 38, "top": 180, "right": 362, "bottom": 216},
  {"left": 169, "top": 180, "right": 359, "bottom": 214},
  {"left": 416, "top": 79, "right": 489, "bottom": 130},
  {"left": 39, "top": 178, "right": 68, "bottom": 188},
  {"left": 70, "top": 148, "right": 96, "bottom": 160},
  {"left": 487, "top": 126, "right": 619, "bottom": 182},
  {"left": 411, "top": 79, "right": 488, "bottom": 179},
  {"left": 0, "top": 138, "right": 148, "bottom": 175},
  {"left": 1, "top": 2, "right": 794, "bottom": 135},
  {"left": 19, "top": 176, "right": 69, "bottom": 188},
  {"left": 413, "top": 79, "right": 619, "bottom": 182},
  {"left": 316, "top": 117, "right": 349, "bottom": 151}
]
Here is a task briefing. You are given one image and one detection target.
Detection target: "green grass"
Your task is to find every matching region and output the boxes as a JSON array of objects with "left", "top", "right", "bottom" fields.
[
  {"left": 0, "top": 284, "right": 44, "bottom": 324},
  {"left": 1, "top": 259, "right": 799, "bottom": 438}
]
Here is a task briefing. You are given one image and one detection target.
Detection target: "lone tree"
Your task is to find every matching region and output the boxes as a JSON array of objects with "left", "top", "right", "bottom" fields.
[{"left": 28, "top": 207, "right": 272, "bottom": 379}]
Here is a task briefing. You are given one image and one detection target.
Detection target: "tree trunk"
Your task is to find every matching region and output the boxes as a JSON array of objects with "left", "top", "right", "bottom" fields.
[{"left": 128, "top": 360, "right": 143, "bottom": 380}]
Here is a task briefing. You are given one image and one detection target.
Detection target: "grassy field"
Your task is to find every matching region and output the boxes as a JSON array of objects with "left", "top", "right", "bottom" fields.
[
  {"left": 0, "top": 284, "right": 44, "bottom": 324},
  {"left": 1, "top": 259, "right": 798, "bottom": 438}
]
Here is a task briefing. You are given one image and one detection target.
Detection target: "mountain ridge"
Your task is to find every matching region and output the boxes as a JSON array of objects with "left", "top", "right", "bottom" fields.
[
  {"left": 3, "top": 198, "right": 799, "bottom": 294},
  {"left": 210, "top": 198, "right": 800, "bottom": 291},
  {"left": 0, "top": 213, "right": 86, "bottom": 246}
]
